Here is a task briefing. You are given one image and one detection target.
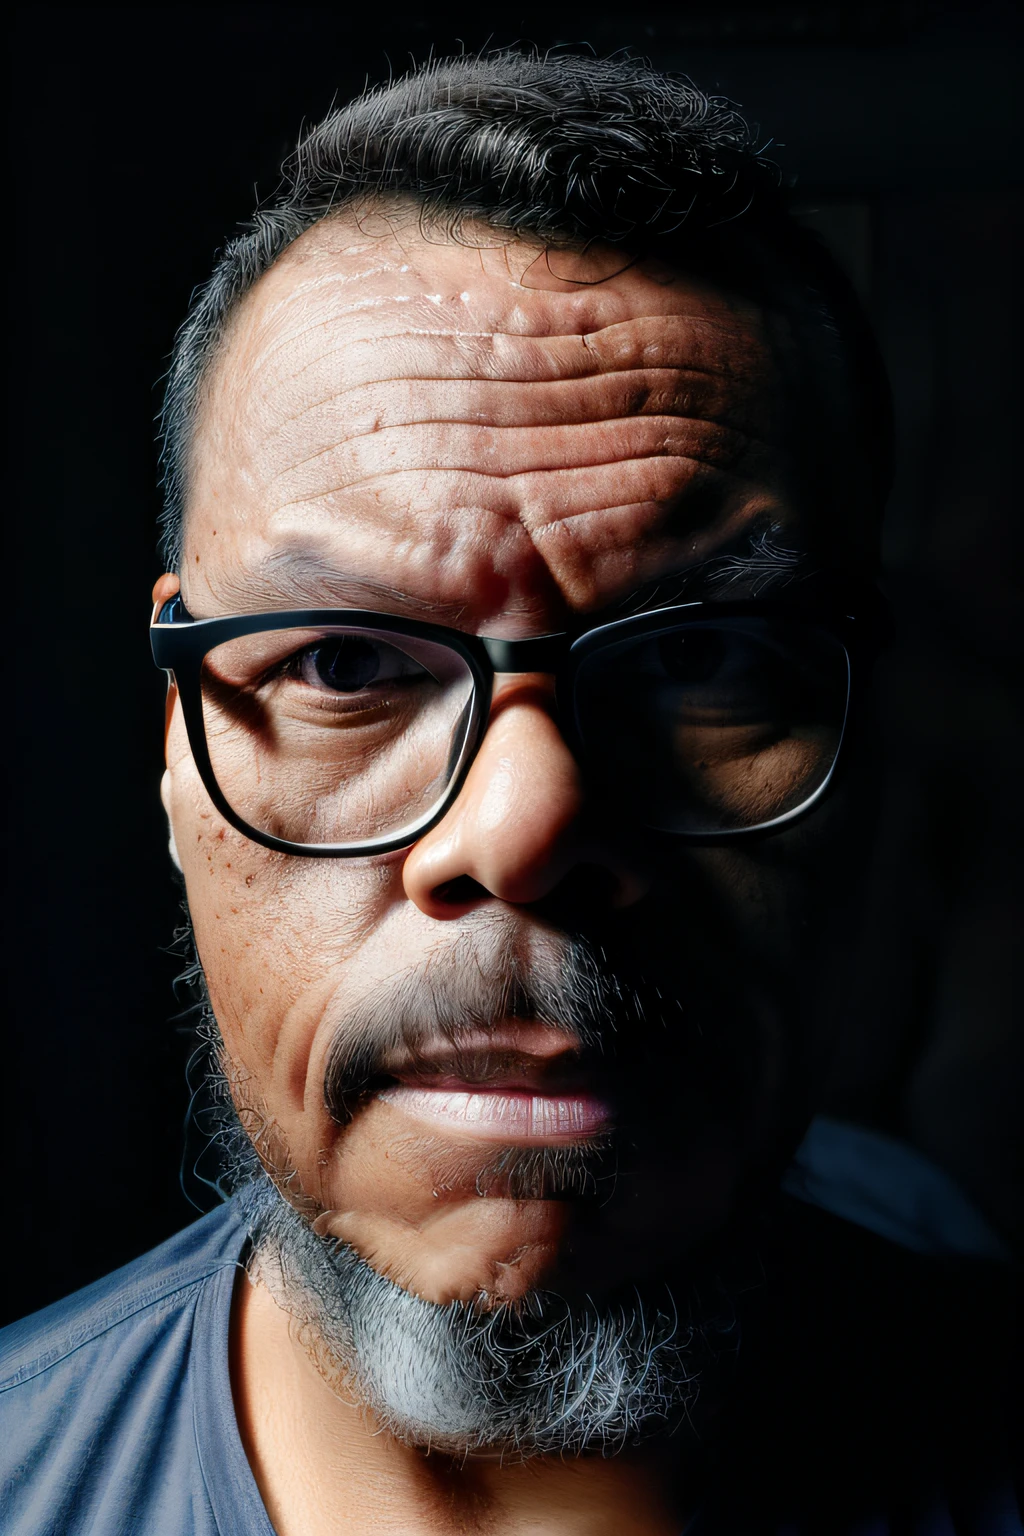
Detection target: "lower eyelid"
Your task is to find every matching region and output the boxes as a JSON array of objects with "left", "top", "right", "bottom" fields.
[{"left": 287, "top": 673, "right": 426, "bottom": 704}]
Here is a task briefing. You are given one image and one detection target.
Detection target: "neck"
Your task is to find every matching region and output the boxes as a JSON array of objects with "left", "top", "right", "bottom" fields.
[{"left": 230, "top": 1272, "right": 691, "bottom": 1536}]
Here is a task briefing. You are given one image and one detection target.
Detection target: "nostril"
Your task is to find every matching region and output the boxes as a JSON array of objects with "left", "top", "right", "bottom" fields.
[{"left": 433, "top": 874, "right": 489, "bottom": 907}]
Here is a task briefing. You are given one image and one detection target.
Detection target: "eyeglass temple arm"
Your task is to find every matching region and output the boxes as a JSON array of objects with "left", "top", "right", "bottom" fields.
[{"left": 152, "top": 594, "right": 191, "bottom": 626}]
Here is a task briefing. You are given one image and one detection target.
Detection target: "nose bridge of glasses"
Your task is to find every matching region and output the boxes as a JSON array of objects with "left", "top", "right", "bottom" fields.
[
  {"left": 473, "top": 634, "right": 573, "bottom": 784},
  {"left": 479, "top": 633, "right": 568, "bottom": 674}
]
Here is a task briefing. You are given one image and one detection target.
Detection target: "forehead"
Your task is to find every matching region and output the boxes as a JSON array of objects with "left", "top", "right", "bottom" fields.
[{"left": 185, "top": 211, "right": 810, "bottom": 631}]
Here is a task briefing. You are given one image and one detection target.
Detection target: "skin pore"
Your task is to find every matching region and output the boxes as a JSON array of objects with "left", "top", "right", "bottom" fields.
[{"left": 158, "top": 209, "right": 868, "bottom": 1533}]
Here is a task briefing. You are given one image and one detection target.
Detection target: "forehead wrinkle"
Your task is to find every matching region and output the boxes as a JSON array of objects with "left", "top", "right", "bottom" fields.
[
  {"left": 190, "top": 228, "right": 802, "bottom": 624},
  {"left": 211, "top": 309, "right": 785, "bottom": 503},
  {"left": 267, "top": 417, "right": 776, "bottom": 506},
  {"left": 253, "top": 361, "right": 749, "bottom": 464},
  {"left": 222, "top": 280, "right": 773, "bottom": 405},
  {"left": 230, "top": 327, "right": 776, "bottom": 488},
  {"left": 264, "top": 440, "right": 769, "bottom": 520},
  {"left": 207, "top": 261, "right": 778, "bottom": 461},
  {"left": 207, "top": 215, "right": 779, "bottom": 455},
  {"left": 242, "top": 335, "right": 698, "bottom": 413},
  {"left": 260, "top": 301, "right": 761, "bottom": 373},
  {"left": 256, "top": 319, "right": 759, "bottom": 397},
  {"left": 265, "top": 357, "right": 738, "bottom": 428},
  {"left": 251, "top": 369, "right": 783, "bottom": 495},
  {"left": 261, "top": 365, "right": 757, "bottom": 429},
  {"left": 275, "top": 414, "right": 775, "bottom": 481}
]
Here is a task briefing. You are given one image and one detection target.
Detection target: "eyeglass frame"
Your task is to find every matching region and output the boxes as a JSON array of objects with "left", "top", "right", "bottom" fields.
[{"left": 151, "top": 588, "right": 886, "bottom": 858}]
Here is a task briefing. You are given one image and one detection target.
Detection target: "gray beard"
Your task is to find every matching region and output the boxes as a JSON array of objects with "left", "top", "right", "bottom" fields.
[
  {"left": 233, "top": 1161, "right": 717, "bottom": 1458},
  {"left": 179, "top": 915, "right": 739, "bottom": 1459}
]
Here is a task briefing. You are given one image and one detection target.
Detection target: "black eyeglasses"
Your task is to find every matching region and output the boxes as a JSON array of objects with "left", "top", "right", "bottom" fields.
[{"left": 151, "top": 592, "right": 879, "bottom": 858}]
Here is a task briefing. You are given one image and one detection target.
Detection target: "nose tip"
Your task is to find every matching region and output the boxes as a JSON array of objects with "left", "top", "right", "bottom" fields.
[{"left": 400, "top": 684, "right": 650, "bottom": 920}]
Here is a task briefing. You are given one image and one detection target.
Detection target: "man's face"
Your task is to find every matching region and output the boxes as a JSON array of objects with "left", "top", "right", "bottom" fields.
[{"left": 162, "top": 212, "right": 864, "bottom": 1374}]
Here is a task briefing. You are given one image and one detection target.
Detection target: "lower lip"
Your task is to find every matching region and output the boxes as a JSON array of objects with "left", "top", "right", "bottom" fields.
[{"left": 378, "top": 1085, "right": 613, "bottom": 1142}]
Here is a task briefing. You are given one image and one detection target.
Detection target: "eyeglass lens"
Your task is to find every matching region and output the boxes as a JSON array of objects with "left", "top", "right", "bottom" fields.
[
  {"left": 199, "top": 627, "right": 477, "bottom": 848},
  {"left": 196, "top": 616, "right": 850, "bottom": 848},
  {"left": 573, "top": 617, "right": 850, "bottom": 834}
]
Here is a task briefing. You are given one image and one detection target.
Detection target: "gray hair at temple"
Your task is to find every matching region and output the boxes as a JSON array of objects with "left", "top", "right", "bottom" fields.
[{"left": 157, "top": 49, "right": 893, "bottom": 570}]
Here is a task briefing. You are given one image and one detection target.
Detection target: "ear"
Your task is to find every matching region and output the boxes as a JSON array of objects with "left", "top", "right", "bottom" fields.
[
  {"left": 160, "top": 766, "right": 184, "bottom": 873},
  {"left": 161, "top": 680, "right": 183, "bottom": 872},
  {"left": 164, "top": 679, "right": 178, "bottom": 753},
  {"left": 153, "top": 575, "right": 184, "bottom": 872}
]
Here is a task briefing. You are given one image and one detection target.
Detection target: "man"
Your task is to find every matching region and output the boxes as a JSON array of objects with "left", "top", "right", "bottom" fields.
[{"left": 2, "top": 52, "right": 1017, "bottom": 1535}]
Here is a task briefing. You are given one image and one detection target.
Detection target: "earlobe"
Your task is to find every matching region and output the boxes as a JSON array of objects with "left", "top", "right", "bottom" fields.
[
  {"left": 167, "top": 824, "right": 184, "bottom": 874},
  {"left": 163, "top": 681, "right": 179, "bottom": 755},
  {"left": 160, "top": 768, "right": 183, "bottom": 873},
  {"left": 161, "top": 682, "right": 185, "bottom": 868}
]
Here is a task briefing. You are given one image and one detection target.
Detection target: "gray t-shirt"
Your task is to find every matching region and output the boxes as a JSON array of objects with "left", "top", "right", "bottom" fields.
[{"left": 1, "top": 1202, "right": 271, "bottom": 1535}]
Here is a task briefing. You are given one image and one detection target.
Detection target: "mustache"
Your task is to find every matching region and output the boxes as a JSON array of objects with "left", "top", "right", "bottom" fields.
[{"left": 322, "top": 923, "right": 658, "bottom": 1125}]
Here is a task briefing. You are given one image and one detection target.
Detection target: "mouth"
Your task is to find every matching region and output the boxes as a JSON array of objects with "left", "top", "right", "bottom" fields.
[{"left": 372, "top": 1022, "right": 615, "bottom": 1145}]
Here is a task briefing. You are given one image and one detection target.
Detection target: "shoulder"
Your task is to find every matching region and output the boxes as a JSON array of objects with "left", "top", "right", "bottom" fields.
[
  {"left": 0, "top": 1202, "right": 249, "bottom": 1536},
  {"left": 0, "top": 1200, "right": 246, "bottom": 1392}
]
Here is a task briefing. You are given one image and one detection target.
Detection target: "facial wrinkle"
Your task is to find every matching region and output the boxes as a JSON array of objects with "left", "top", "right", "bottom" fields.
[
  {"left": 257, "top": 454, "right": 785, "bottom": 615},
  {"left": 268, "top": 417, "right": 773, "bottom": 503},
  {"left": 264, "top": 368, "right": 774, "bottom": 455},
  {"left": 244, "top": 371, "right": 786, "bottom": 621},
  {"left": 270, "top": 395, "right": 777, "bottom": 480},
  {"left": 248, "top": 313, "right": 776, "bottom": 405},
  {"left": 189, "top": 228, "right": 795, "bottom": 625},
  {"left": 200, "top": 527, "right": 812, "bottom": 623}
]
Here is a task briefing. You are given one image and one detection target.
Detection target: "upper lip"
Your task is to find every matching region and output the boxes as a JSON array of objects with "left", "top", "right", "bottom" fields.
[{"left": 378, "top": 1023, "right": 594, "bottom": 1094}]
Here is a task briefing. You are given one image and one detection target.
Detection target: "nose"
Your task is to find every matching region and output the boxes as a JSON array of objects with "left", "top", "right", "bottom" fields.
[{"left": 401, "top": 675, "right": 651, "bottom": 919}]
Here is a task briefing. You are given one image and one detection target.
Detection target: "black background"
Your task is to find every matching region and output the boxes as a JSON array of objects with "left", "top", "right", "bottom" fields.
[{"left": 5, "top": 2, "right": 1021, "bottom": 1326}]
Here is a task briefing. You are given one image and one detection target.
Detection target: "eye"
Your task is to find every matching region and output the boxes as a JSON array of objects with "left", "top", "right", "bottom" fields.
[
  {"left": 293, "top": 636, "right": 427, "bottom": 694},
  {"left": 656, "top": 629, "right": 731, "bottom": 686},
  {"left": 652, "top": 626, "right": 795, "bottom": 713}
]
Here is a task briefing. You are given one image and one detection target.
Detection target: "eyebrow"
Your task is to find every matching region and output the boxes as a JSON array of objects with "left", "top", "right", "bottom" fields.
[
  {"left": 210, "top": 529, "right": 816, "bottom": 629},
  {"left": 604, "top": 531, "right": 816, "bottom": 618},
  {"left": 213, "top": 548, "right": 468, "bottom": 624}
]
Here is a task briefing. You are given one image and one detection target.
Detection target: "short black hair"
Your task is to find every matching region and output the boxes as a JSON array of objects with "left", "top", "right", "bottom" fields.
[{"left": 159, "top": 49, "right": 892, "bottom": 569}]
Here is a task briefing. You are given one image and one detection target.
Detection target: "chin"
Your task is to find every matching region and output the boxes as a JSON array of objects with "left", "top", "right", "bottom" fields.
[{"left": 236, "top": 1157, "right": 738, "bottom": 1459}]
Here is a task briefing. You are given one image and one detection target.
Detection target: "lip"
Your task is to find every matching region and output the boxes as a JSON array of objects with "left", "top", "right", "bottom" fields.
[
  {"left": 379, "top": 1022, "right": 581, "bottom": 1074},
  {"left": 377, "top": 1084, "right": 614, "bottom": 1142},
  {"left": 374, "top": 1022, "right": 613, "bottom": 1143}
]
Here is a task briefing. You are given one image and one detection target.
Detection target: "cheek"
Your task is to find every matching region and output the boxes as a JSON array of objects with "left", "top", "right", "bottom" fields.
[
  {"left": 686, "top": 843, "right": 816, "bottom": 971},
  {"left": 164, "top": 705, "right": 395, "bottom": 1147},
  {"left": 165, "top": 712, "right": 272, "bottom": 987}
]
